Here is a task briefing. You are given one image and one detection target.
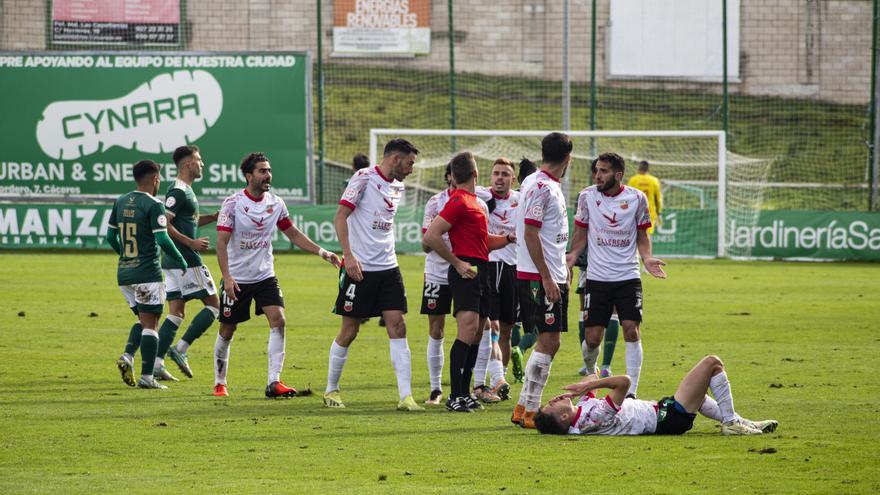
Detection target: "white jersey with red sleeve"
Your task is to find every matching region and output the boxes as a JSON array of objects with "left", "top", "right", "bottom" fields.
[
  {"left": 476, "top": 186, "right": 520, "bottom": 266},
  {"left": 574, "top": 185, "right": 652, "bottom": 282},
  {"left": 339, "top": 166, "right": 404, "bottom": 272},
  {"left": 515, "top": 170, "right": 569, "bottom": 284},
  {"left": 216, "top": 189, "right": 293, "bottom": 284},
  {"left": 568, "top": 393, "right": 658, "bottom": 435},
  {"left": 422, "top": 188, "right": 453, "bottom": 285}
]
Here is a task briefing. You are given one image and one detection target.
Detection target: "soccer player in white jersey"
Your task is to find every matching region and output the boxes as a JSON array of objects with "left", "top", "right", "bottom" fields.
[
  {"left": 511, "top": 132, "right": 573, "bottom": 429},
  {"left": 473, "top": 157, "right": 520, "bottom": 403},
  {"left": 567, "top": 152, "right": 666, "bottom": 400},
  {"left": 533, "top": 354, "right": 778, "bottom": 436},
  {"left": 421, "top": 163, "right": 455, "bottom": 405},
  {"left": 213, "top": 153, "right": 341, "bottom": 398},
  {"left": 325, "top": 138, "right": 424, "bottom": 412}
]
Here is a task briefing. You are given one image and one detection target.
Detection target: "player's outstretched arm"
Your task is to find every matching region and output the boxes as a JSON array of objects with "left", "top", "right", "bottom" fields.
[
  {"left": 155, "top": 230, "right": 188, "bottom": 272},
  {"left": 566, "top": 224, "right": 587, "bottom": 269},
  {"left": 488, "top": 233, "right": 514, "bottom": 251},
  {"left": 198, "top": 210, "right": 219, "bottom": 226},
  {"left": 636, "top": 229, "right": 666, "bottom": 279},
  {"left": 105, "top": 227, "right": 121, "bottom": 256},
  {"left": 281, "top": 224, "right": 341, "bottom": 268}
]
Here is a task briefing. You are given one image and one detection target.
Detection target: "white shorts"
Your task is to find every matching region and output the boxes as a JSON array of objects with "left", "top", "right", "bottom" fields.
[
  {"left": 164, "top": 265, "right": 217, "bottom": 301},
  {"left": 120, "top": 282, "right": 166, "bottom": 314}
]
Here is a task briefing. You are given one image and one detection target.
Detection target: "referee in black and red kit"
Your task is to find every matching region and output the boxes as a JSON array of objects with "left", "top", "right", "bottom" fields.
[{"left": 423, "top": 152, "right": 515, "bottom": 412}]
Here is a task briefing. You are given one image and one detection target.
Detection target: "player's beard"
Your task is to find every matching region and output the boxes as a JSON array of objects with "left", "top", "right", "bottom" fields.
[{"left": 598, "top": 176, "right": 619, "bottom": 193}]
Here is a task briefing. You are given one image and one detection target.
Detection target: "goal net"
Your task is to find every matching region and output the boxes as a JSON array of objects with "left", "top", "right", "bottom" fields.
[{"left": 370, "top": 129, "right": 773, "bottom": 258}]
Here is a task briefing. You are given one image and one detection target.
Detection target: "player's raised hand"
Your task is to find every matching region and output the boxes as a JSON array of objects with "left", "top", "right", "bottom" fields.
[
  {"left": 190, "top": 236, "right": 211, "bottom": 251},
  {"left": 345, "top": 253, "right": 364, "bottom": 282},
  {"left": 454, "top": 260, "right": 476, "bottom": 279},
  {"left": 224, "top": 276, "right": 240, "bottom": 301},
  {"left": 644, "top": 257, "right": 667, "bottom": 279},
  {"left": 542, "top": 276, "right": 560, "bottom": 303}
]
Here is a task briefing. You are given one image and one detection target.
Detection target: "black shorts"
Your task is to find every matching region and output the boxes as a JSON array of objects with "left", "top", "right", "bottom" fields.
[
  {"left": 487, "top": 261, "right": 517, "bottom": 324},
  {"left": 654, "top": 396, "right": 696, "bottom": 435},
  {"left": 420, "top": 280, "right": 452, "bottom": 315},
  {"left": 448, "top": 257, "right": 491, "bottom": 318},
  {"left": 516, "top": 279, "right": 569, "bottom": 333},
  {"left": 584, "top": 278, "right": 643, "bottom": 327},
  {"left": 335, "top": 267, "right": 407, "bottom": 319},
  {"left": 219, "top": 276, "right": 284, "bottom": 324}
]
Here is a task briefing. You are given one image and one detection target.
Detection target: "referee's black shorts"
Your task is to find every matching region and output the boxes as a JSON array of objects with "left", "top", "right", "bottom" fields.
[{"left": 448, "top": 257, "right": 490, "bottom": 318}]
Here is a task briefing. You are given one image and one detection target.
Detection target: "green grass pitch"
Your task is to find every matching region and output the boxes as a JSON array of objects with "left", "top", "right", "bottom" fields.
[{"left": 1, "top": 253, "right": 878, "bottom": 494}]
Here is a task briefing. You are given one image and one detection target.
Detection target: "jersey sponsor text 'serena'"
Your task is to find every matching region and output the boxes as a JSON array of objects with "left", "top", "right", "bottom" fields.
[
  {"left": 574, "top": 185, "right": 652, "bottom": 282},
  {"left": 108, "top": 191, "right": 167, "bottom": 285},
  {"left": 515, "top": 170, "right": 569, "bottom": 284},
  {"left": 568, "top": 393, "right": 658, "bottom": 435},
  {"left": 476, "top": 186, "right": 520, "bottom": 265},
  {"left": 339, "top": 166, "right": 403, "bottom": 271},
  {"left": 216, "top": 189, "right": 292, "bottom": 284},
  {"left": 422, "top": 188, "right": 453, "bottom": 285}
]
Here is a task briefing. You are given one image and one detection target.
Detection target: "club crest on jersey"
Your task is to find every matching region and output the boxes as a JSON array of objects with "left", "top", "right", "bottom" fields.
[
  {"left": 267, "top": 205, "right": 274, "bottom": 213},
  {"left": 223, "top": 307, "right": 231, "bottom": 317},
  {"left": 427, "top": 299, "right": 437, "bottom": 310},
  {"left": 619, "top": 200, "right": 629, "bottom": 210},
  {"left": 544, "top": 313, "right": 555, "bottom": 325},
  {"left": 343, "top": 300, "right": 353, "bottom": 312}
]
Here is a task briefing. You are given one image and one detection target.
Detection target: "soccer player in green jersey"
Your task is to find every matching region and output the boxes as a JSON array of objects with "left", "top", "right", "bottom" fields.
[
  {"left": 151, "top": 145, "right": 221, "bottom": 381},
  {"left": 106, "top": 160, "right": 188, "bottom": 389}
]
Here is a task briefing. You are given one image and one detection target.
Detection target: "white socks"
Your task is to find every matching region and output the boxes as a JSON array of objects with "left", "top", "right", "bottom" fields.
[
  {"left": 426, "top": 337, "right": 444, "bottom": 392},
  {"left": 473, "top": 331, "right": 492, "bottom": 388},
  {"left": 487, "top": 358, "right": 505, "bottom": 388},
  {"left": 326, "top": 340, "right": 349, "bottom": 393},
  {"left": 389, "top": 338, "right": 413, "bottom": 401},
  {"left": 699, "top": 395, "right": 724, "bottom": 422},
  {"left": 517, "top": 351, "right": 553, "bottom": 411},
  {"left": 213, "top": 334, "right": 231, "bottom": 385},
  {"left": 625, "top": 340, "right": 643, "bottom": 396},
  {"left": 709, "top": 371, "right": 736, "bottom": 423},
  {"left": 583, "top": 341, "right": 600, "bottom": 375},
  {"left": 267, "top": 327, "right": 285, "bottom": 385}
]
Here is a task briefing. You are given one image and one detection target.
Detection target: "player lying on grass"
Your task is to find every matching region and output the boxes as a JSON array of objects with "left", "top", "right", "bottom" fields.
[{"left": 534, "top": 354, "right": 778, "bottom": 436}]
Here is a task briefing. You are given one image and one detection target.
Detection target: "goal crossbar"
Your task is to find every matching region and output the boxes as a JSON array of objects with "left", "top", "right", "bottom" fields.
[{"left": 370, "top": 128, "right": 728, "bottom": 257}]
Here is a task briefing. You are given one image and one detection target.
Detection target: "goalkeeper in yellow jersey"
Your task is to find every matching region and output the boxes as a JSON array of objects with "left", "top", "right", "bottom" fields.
[{"left": 627, "top": 160, "right": 662, "bottom": 234}]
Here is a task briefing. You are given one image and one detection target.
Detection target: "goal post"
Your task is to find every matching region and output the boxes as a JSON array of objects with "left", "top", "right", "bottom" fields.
[{"left": 370, "top": 128, "right": 734, "bottom": 258}]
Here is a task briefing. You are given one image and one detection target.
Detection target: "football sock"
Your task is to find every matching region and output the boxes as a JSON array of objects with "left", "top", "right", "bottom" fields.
[
  {"left": 449, "top": 339, "right": 469, "bottom": 399},
  {"left": 487, "top": 358, "right": 505, "bottom": 388},
  {"left": 267, "top": 327, "right": 285, "bottom": 385},
  {"left": 578, "top": 313, "right": 586, "bottom": 345},
  {"left": 139, "top": 329, "right": 159, "bottom": 378},
  {"left": 124, "top": 322, "right": 143, "bottom": 356},
  {"left": 213, "top": 334, "right": 231, "bottom": 385},
  {"left": 518, "top": 328, "right": 537, "bottom": 352},
  {"left": 518, "top": 351, "right": 552, "bottom": 411},
  {"left": 426, "top": 336, "right": 444, "bottom": 392},
  {"left": 473, "top": 331, "right": 492, "bottom": 388},
  {"left": 699, "top": 395, "right": 724, "bottom": 422},
  {"left": 625, "top": 340, "right": 643, "bottom": 396},
  {"left": 510, "top": 322, "right": 522, "bottom": 347},
  {"left": 709, "top": 371, "right": 736, "bottom": 423},
  {"left": 389, "top": 338, "right": 413, "bottom": 401},
  {"left": 155, "top": 315, "right": 182, "bottom": 367},
  {"left": 601, "top": 315, "right": 620, "bottom": 371},
  {"left": 583, "top": 341, "right": 600, "bottom": 375},
  {"left": 461, "top": 343, "right": 479, "bottom": 397},
  {"left": 179, "top": 306, "right": 219, "bottom": 351},
  {"left": 326, "top": 340, "right": 349, "bottom": 393}
]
